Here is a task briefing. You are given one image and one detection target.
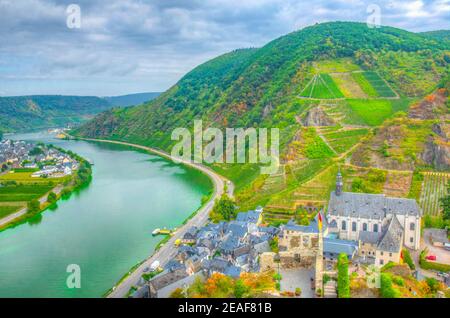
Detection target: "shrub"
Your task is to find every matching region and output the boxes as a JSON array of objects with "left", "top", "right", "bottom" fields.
[
  {"left": 425, "top": 278, "right": 440, "bottom": 293},
  {"left": 402, "top": 249, "right": 415, "bottom": 270},
  {"left": 392, "top": 276, "right": 405, "bottom": 287},
  {"left": 269, "top": 237, "right": 279, "bottom": 253},
  {"left": 47, "top": 191, "right": 57, "bottom": 204},
  {"left": 337, "top": 253, "right": 350, "bottom": 298},
  {"left": 380, "top": 273, "right": 399, "bottom": 298},
  {"left": 27, "top": 199, "right": 40, "bottom": 213}
]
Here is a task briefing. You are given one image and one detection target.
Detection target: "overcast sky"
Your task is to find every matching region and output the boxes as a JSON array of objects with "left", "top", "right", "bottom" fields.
[{"left": 0, "top": 0, "right": 449, "bottom": 97}]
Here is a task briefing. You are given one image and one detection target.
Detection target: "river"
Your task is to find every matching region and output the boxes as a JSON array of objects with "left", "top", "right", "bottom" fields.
[{"left": 0, "top": 132, "right": 212, "bottom": 297}]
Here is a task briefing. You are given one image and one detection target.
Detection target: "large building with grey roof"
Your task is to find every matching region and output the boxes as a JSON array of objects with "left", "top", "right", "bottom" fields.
[{"left": 327, "top": 172, "right": 422, "bottom": 266}]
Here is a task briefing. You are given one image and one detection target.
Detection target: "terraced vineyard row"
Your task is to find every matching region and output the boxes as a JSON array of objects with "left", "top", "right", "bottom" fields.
[
  {"left": 319, "top": 127, "right": 369, "bottom": 154},
  {"left": 300, "top": 74, "right": 344, "bottom": 99},
  {"left": 361, "top": 71, "right": 397, "bottom": 98},
  {"left": 419, "top": 172, "right": 449, "bottom": 216}
]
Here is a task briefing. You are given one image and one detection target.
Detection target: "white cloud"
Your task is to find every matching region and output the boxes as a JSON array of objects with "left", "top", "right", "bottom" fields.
[{"left": 0, "top": 0, "right": 448, "bottom": 96}]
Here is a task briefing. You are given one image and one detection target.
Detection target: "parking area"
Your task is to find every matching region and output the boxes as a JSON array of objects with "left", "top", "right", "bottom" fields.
[
  {"left": 279, "top": 268, "right": 315, "bottom": 298},
  {"left": 422, "top": 229, "right": 450, "bottom": 265}
]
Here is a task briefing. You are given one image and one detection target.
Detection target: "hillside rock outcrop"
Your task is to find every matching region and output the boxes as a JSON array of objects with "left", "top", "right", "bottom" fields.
[{"left": 302, "top": 107, "right": 335, "bottom": 126}]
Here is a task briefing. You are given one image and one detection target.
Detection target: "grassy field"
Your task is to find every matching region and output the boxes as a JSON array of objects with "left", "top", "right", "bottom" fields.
[
  {"left": 361, "top": 71, "right": 397, "bottom": 97},
  {"left": 0, "top": 205, "right": 23, "bottom": 218},
  {"left": 0, "top": 184, "right": 54, "bottom": 202},
  {"left": 300, "top": 74, "right": 344, "bottom": 99},
  {"left": 314, "top": 58, "right": 361, "bottom": 73},
  {"left": 343, "top": 99, "right": 410, "bottom": 126},
  {"left": 0, "top": 171, "right": 65, "bottom": 184}
]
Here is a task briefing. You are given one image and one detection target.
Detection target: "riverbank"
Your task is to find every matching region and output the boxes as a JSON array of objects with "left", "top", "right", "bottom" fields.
[
  {"left": 0, "top": 148, "right": 92, "bottom": 232},
  {"left": 71, "top": 136, "right": 233, "bottom": 298}
]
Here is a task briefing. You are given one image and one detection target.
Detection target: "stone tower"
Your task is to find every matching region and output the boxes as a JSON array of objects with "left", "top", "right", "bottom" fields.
[{"left": 336, "top": 170, "right": 343, "bottom": 196}]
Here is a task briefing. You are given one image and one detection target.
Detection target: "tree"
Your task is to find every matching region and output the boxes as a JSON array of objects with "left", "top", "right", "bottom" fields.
[
  {"left": 27, "top": 199, "right": 40, "bottom": 214},
  {"left": 211, "top": 194, "right": 236, "bottom": 222},
  {"left": 440, "top": 181, "right": 450, "bottom": 221},
  {"left": 29, "top": 147, "right": 44, "bottom": 156},
  {"left": 1, "top": 164, "right": 7, "bottom": 172},
  {"left": 337, "top": 253, "right": 350, "bottom": 298},
  {"left": 47, "top": 192, "right": 57, "bottom": 204},
  {"left": 380, "top": 273, "right": 399, "bottom": 298},
  {"left": 234, "top": 279, "right": 249, "bottom": 298}
]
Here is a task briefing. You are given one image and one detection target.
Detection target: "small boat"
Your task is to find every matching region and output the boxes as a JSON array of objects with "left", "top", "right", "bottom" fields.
[{"left": 152, "top": 228, "right": 161, "bottom": 236}]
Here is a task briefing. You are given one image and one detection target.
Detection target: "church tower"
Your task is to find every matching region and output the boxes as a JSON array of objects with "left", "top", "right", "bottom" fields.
[{"left": 336, "top": 170, "right": 343, "bottom": 196}]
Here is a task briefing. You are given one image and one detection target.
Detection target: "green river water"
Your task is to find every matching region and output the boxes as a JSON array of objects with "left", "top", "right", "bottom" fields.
[{"left": 0, "top": 132, "right": 212, "bottom": 297}]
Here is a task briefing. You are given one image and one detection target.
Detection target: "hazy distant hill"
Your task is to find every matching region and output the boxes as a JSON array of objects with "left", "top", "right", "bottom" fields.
[
  {"left": 0, "top": 92, "right": 160, "bottom": 132},
  {"left": 104, "top": 92, "right": 160, "bottom": 107}
]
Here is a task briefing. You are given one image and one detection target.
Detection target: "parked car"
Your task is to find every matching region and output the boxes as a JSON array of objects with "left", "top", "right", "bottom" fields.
[
  {"left": 425, "top": 255, "right": 437, "bottom": 261},
  {"left": 437, "top": 272, "right": 449, "bottom": 279},
  {"left": 150, "top": 261, "right": 160, "bottom": 272}
]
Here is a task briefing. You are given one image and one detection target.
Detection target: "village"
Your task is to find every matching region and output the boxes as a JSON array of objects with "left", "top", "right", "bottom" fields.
[
  {"left": 131, "top": 172, "right": 450, "bottom": 299},
  {"left": 0, "top": 139, "right": 79, "bottom": 178}
]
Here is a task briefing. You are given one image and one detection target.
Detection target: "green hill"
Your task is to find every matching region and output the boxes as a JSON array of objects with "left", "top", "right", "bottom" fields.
[{"left": 75, "top": 22, "right": 450, "bottom": 211}]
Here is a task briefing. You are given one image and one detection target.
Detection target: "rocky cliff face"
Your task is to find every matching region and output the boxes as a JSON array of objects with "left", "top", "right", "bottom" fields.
[
  {"left": 420, "top": 122, "right": 450, "bottom": 171},
  {"left": 420, "top": 137, "right": 450, "bottom": 171},
  {"left": 408, "top": 88, "right": 448, "bottom": 120},
  {"left": 302, "top": 107, "right": 335, "bottom": 126}
]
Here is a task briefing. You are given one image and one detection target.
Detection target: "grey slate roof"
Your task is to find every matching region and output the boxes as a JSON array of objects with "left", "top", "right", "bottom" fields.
[
  {"left": 377, "top": 216, "right": 404, "bottom": 253},
  {"left": 328, "top": 191, "right": 421, "bottom": 220},
  {"left": 224, "top": 265, "right": 241, "bottom": 278},
  {"left": 236, "top": 210, "right": 261, "bottom": 224},
  {"left": 283, "top": 219, "right": 318, "bottom": 233},
  {"left": 358, "top": 231, "right": 383, "bottom": 245},
  {"left": 220, "top": 234, "right": 242, "bottom": 253},
  {"left": 164, "top": 260, "right": 185, "bottom": 272},
  {"left": 226, "top": 222, "right": 248, "bottom": 238},
  {"left": 323, "top": 238, "right": 358, "bottom": 258}
]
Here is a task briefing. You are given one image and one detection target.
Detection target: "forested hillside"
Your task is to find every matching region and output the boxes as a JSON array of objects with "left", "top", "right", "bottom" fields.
[{"left": 75, "top": 22, "right": 450, "bottom": 220}]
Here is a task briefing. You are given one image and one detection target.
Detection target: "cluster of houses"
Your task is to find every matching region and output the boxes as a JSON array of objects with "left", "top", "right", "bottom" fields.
[
  {"left": 0, "top": 140, "right": 34, "bottom": 168},
  {"left": 0, "top": 139, "right": 78, "bottom": 178},
  {"left": 135, "top": 207, "right": 280, "bottom": 298},
  {"left": 134, "top": 171, "right": 424, "bottom": 298}
]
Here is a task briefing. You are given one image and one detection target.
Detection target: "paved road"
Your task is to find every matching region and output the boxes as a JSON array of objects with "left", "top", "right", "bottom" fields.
[
  {"left": 0, "top": 184, "right": 63, "bottom": 227},
  {"left": 76, "top": 138, "right": 233, "bottom": 298}
]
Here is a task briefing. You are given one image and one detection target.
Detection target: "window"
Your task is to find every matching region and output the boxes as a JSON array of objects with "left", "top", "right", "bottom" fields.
[
  {"left": 352, "top": 222, "right": 357, "bottom": 232},
  {"left": 410, "top": 237, "right": 414, "bottom": 243},
  {"left": 410, "top": 222, "right": 415, "bottom": 231},
  {"left": 363, "top": 223, "right": 368, "bottom": 231},
  {"left": 380, "top": 260, "right": 384, "bottom": 265},
  {"left": 380, "top": 251, "right": 384, "bottom": 256},
  {"left": 373, "top": 224, "right": 378, "bottom": 233},
  {"left": 389, "top": 253, "right": 392, "bottom": 257},
  {"left": 342, "top": 220, "right": 346, "bottom": 231}
]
